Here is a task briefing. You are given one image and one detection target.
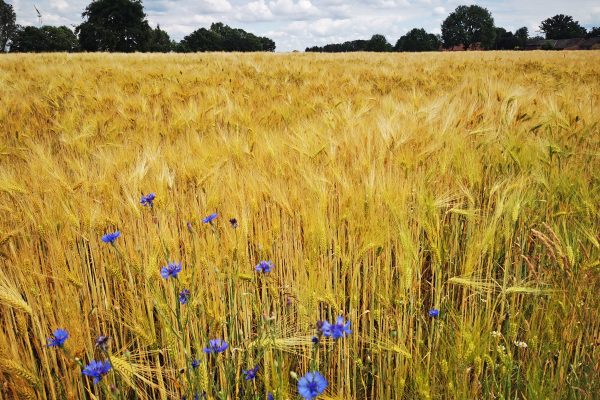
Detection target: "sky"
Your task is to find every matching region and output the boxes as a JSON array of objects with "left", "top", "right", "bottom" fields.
[{"left": 8, "top": 0, "right": 600, "bottom": 51}]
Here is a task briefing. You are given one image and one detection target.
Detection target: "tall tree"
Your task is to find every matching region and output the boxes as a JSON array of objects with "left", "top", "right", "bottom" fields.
[
  {"left": 11, "top": 25, "right": 79, "bottom": 52},
  {"left": 441, "top": 5, "right": 496, "bottom": 50},
  {"left": 366, "top": 34, "right": 393, "bottom": 52},
  {"left": 514, "top": 27, "right": 528, "bottom": 48},
  {"left": 0, "top": 0, "right": 16, "bottom": 52},
  {"left": 178, "top": 27, "right": 220, "bottom": 52},
  {"left": 493, "top": 27, "right": 519, "bottom": 50},
  {"left": 76, "top": 0, "right": 151, "bottom": 52},
  {"left": 258, "top": 36, "right": 276, "bottom": 52},
  {"left": 147, "top": 25, "right": 172, "bottom": 52},
  {"left": 586, "top": 27, "right": 600, "bottom": 38},
  {"left": 540, "top": 15, "right": 586, "bottom": 39},
  {"left": 395, "top": 28, "right": 441, "bottom": 52}
]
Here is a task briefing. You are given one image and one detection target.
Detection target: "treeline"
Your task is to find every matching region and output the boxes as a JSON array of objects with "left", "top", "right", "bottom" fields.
[
  {"left": 306, "top": 5, "right": 599, "bottom": 52},
  {"left": 306, "top": 29, "right": 441, "bottom": 52},
  {"left": 178, "top": 23, "right": 275, "bottom": 52},
  {"left": 306, "top": 34, "right": 393, "bottom": 52},
  {"left": 0, "top": 0, "right": 275, "bottom": 53}
]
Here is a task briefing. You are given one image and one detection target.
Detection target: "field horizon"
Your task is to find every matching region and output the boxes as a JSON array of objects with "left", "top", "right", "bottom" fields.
[{"left": 0, "top": 52, "right": 599, "bottom": 399}]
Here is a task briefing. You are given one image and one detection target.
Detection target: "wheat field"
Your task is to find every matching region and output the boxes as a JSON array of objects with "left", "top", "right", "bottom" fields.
[{"left": 0, "top": 52, "right": 599, "bottom": 399}]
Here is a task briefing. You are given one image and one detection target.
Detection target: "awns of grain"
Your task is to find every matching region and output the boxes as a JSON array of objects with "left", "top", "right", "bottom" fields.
[{"left": 0, "top": 52, "right": 598, "bottom": 399}]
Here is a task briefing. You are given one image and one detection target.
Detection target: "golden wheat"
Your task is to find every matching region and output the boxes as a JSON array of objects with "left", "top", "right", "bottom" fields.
[{"left": 0, "top": 51, "right": 598, "bottom": 399}]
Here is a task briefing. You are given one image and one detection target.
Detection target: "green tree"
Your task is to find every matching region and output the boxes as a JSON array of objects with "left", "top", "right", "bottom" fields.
[
  {"left": 395, "top": 28, "right": 441, "bottom": 52},
  {"left": 11, "top": 26, "right": 43, "bottom": 52},
  {"left": 493, "top": 27, "right": 519, "bottom": 50},
  {"left": 540, "top": 15, "right": 586, "bottom": 39},
  {"left": 147, "top": 25, "right": 172, "bottom": 52},
  {"left": 178, "top": 27, "right": 220, "bottom": 52},
  {"left": 179, "top": 23, "right": 275, "bottom": 52},
  {"left": 514, "top": 27, "right": 528, "bottom": 48},
  {"left": 306, "top": 39, "right": 368, "bottom": 52},
  {"left": 10, "top": 25, "right": 79, "bottom": 52},
  {"left": 586, "top": 27, "right": 600, "bottom": 38},
  {"left": 45, "top": 26, "right": 79, "bottom": 51},
  {"left": 76, "top": 0, "right": 151, "bottom": 52},
  {"left": 441, "top": 5, "right": 496, "bottom": 50},
  {"left": 365, "top": 34, "right": 393, "bottom": 52},
  {"left": 0, "top": 0, "right": 17, "bottom": 52},
  {"left": 258, "top": 36, "right": 276, "bottom": 52}
]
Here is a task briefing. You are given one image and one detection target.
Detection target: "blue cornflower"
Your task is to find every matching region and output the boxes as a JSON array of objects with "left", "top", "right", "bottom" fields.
[
  {"left": 242, "top": 366, "right": 259, "bottom": 381},
  {"left": 203, "top": 339, "right": 228, "bottom": 354},
  {"left": 311, "top": 336, "right": 319, "bottom": 345},
  {"left": 268, "top": 394, "right": 274, "bottom": 400},
  {"left": 321, "top": 316, "right": 351, "bottom": 340},
  {"left": 161, "top": 262, "right": 182, "bottom": 279},
  {"left": 101, "top": 231, "right": 120, "bottom": 244},
  {"left": 82, "top": 360, "right": 112, "bottom": 384},
  {"left": 429, "top": 309, "right": 439, "bottom": 318},
  {"left": 140, "top": 192, "right": 156, "bottom": 207},
  {"left": 191, "top": 359, "right": 200, "bottom": 369},
  {"left": 298, "top": 371, "right": 328, "bottom": 400},
  {"left": 202, "top": 213, "right": 218, "bottom": 224},
  {"left": 255, "top": 260, "right": 273, "bottom": 273},
  {"left": 47, "top": 329, "right": 69, "bottom": 348},
  {"left": 179, "top": 289, "right": 190, "bottom": 305}
]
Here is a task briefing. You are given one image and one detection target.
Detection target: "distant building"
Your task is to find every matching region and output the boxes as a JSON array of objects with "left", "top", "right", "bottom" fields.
[
  {"left": 443, "top": 42, "right": 483, "bottom": 51},
  {"left": 580, "top": 37, "right": 600, "bottom": 49},
  {"left": 525, "top": 37, "right": 600, "bottom": 50},
  {"left": 555, "top": 38, "right": 585, "bottom": 49},
  {"left": 525, "top": 39, "right": 557, "bottom": 50}
]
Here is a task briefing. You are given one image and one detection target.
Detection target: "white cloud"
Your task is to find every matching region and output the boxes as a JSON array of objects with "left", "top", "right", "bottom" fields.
[
  {"left": 316, "top": 0, "right": 345, "bottom": 5},
  {"left": 310, "top": 18, "right": 353, "bottom": 36},
  {"left": 49, "top": 0, "right": 69, "bottom": 11},
  {"left": 263, "top": 29, "right": 290, "bottom": 39},
  {"left": 324, "top": 4, "right": 353, "bottom": 18},
  {"left": 268, "top": 0, "right": 320, "bottom": 18},
  {"left": 237, "top": 0, "right": 274, "bottom": 21},
  {"left": 577, "top": 5, "right": 600, "bottom": 23},
  {"left": 433, "top": 6, "right": 445, "bottom": 16},
  {"left": 43, "top": 12, "right": 66, "bottom": 23},
  {"left": 191, "top": 14, "right": 215, "bottom": 24},
  {"left": 198, "top": 0, "right": 232, "bottom": 13}
]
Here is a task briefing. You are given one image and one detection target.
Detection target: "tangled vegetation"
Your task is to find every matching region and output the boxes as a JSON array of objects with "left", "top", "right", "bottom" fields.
[{"left": 0, "top": 51, "right": 598, "bottom": 399}]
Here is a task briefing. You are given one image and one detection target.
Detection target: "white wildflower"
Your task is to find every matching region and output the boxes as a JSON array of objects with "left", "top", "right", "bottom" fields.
[{"left": 514, "top": 340, "right": 528, "bottom": 349}]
